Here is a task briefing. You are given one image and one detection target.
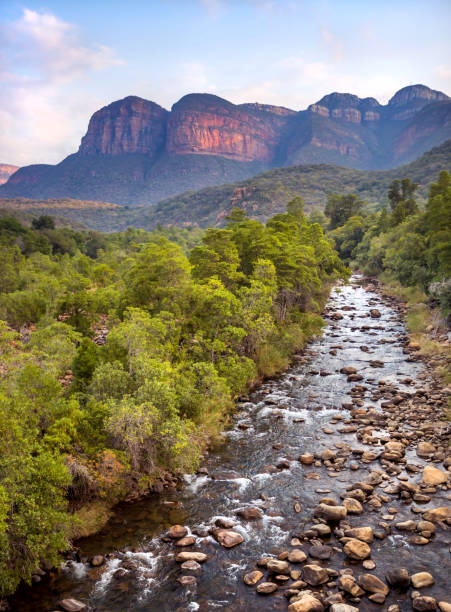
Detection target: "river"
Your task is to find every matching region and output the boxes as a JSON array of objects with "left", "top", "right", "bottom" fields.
[{"left": 11, "top": 276, "right": 450, "bottom": 611}]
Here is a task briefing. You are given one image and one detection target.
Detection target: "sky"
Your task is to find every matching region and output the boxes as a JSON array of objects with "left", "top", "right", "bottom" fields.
[{"left": 1, "top": 0, "right": 450, "bottom": 166}]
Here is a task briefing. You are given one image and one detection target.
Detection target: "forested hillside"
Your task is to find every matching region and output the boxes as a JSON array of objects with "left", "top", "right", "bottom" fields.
[
  {"left": 130, "top": 140, "right": 451, "bottom": 229},
  {"left": 2, "top": 141, "right": 449, "bottom": 232},
  {"left": 0, "top": 201, "right": 346, "bottom": 597}
]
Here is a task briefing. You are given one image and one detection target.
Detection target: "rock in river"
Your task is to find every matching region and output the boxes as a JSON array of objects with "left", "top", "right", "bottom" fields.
[
  {"left": 288, "top": 592, "right": 324, "bottom": 612},
  {"left": 302, "top": 564, "right": 329, "bottom": 586},
  {"left": 176, "top": 552, "right": 208, "bottom": 563},
  {"left": 214, "top": 529, "right": 244, "bottom": 548},
  {"left": 411, "top": 572, "right": 435, "bottom": 588},
  {"left": 358, "top": 573, "right": 389, "bottom": 595},
  {"left": 386, "top": 567, "right": 410, "bottom": 590},
  {"left": 422, "top": 465, "right": 448, "bottom": 485},
  {"left": 313, "top": 503, "right": 347, "bottom": 521},
  {"left": 244, "top": 570, "right": 263, "bottom": 585},
  {"left": 343, "top": 538, "right": 371, "bottom": 560}
]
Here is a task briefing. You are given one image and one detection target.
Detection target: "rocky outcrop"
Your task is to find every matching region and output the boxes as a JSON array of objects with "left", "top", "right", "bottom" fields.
[
  {"left": 387, "top": 84, "right": 449, "bottom": 120},
  {"left": 0, "top": 164, "right": 19, "bottom": 185},
  {"left": 166, "top": 94, "right": 295, "bottom": 162},
  {"left": 78, "top": 96, "right": 168, "bottom": 157}
]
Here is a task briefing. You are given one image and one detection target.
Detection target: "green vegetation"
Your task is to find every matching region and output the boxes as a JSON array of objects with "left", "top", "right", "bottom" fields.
[{"left": 0, "top": 201, "right": 346, "bottom": 597}]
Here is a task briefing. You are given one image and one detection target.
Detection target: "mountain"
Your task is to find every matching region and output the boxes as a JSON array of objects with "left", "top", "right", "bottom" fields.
[
  {"left": 0, "top": 164, "right": 19, "bottom": 185},
  {"left": 1, "top": 85, "right": 449, "bottom": 205},
  {"left": 3, "top": 140, "right": 449, "bottom": 232}
]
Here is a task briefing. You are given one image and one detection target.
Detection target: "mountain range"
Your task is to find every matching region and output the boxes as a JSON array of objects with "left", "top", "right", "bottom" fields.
[{"left": 1, "top": 84, "right": 450, "bottom": 206}]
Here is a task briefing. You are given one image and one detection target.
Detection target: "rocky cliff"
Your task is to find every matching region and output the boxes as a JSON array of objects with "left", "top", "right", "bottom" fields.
[
  {"left": 0, "top": 164, "right": 19, "bottom": 185},
  {"left": 78, "top": 96, "right": 168, "bottom": 157},
  {"left": 166, "top": 94, "right": 295, "bottom": 162},
  {"left": 1, "top": 84, "right": 449, "bottom": 205}
]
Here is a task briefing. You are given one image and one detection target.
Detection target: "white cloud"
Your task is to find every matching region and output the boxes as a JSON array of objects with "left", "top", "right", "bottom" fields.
[
  {"left": 0, "top": 9, "right": 124, "bottom": 165},
  {"left": 435, "top": 65, "right": 451, "bottom": 81},
  {"left": 320, "top": 27, "right": 345, "bottom": 62}
]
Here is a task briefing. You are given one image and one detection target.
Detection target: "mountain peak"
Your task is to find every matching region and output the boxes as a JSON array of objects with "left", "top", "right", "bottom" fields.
[{"left": 388, "top": 84, "right": 449, "bottom": 107}]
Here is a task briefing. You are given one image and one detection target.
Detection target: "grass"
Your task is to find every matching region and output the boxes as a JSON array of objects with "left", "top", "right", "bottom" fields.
[{"left": 377, "top": 274, "right": 451, "bottom": 421}]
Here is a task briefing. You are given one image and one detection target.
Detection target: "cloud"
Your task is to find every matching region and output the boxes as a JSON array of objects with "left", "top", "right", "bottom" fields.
[
  {"left": 434, "top": 65, "right": 451, "bottom": 81},
  {"left": 320, "top": 27, "right": 345, "bottom": 62},
  {"left": 0, "top": 9, "right": 124, "bottom": 165}
]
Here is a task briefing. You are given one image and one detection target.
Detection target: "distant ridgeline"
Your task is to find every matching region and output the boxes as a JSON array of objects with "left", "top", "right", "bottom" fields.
[
  {"left": 1, "top": 84, "right": 450, "bottom": 205},
  {"left": 2, "top": 140, "right": 450, "bottom": 231}
]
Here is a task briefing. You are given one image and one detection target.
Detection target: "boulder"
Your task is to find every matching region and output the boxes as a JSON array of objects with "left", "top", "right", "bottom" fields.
[
  {"left": 178, "top": 575, "right": 197, "bottom": 586},
  {"left": 413, "top": 596, "right": 438, "bottom": 611},
  {"left": 411, "top": 572, "right": 435, "bottom": 588},
  {"left": 236, "top": 506, "right": 263, "bottom": 520},
  {"left": 181, "top": 560, "right": 202, "bottom": 573},
  {"left": 175, "top": 552, "right": 208, "bottom": 563},
  {"left": 386, "top": 567, "right": 410, "bottom": 590},
  {"left": 302, "top": 564, "right": 329, "bottom": 586},
  {"left": 244, "top": 570, "right": 263, "bottom": 585},
  {"left": 417, "top": 442, "right": 436, "bottom": 458},
  {"left": 344, "top": 527, "right": 373, "bottom": 543},
  {"left": 340, "top": 367, "right": 357, "bottom": 375},
  {"left": 267, "top": 559, "right": 290, "bottom": 574},
  {"left": 257, "top": 582, "right": 278, "bottom": 594},
  {"left": 422, "top": 465, "right": 448, "bottom": 485},
  {"left": 169, "top": 524, "right": 188, "bottom": 539},
  {"left": 358, "top": 573, "right": 389, "bottom": 595},
  {"left": 313, "top": 503, "right": 347, "bottom": 521},
  {"left": 330, "top": 606, "right": 359, "bottom": 612},
  {"left": 175, "top": 536, "right": 196, "bottom": 546},
  {"left": 438, "top": 602, "right": 451, "bottom": 612},
  {"left": 299, "top": 453, "right": 315, "bottom": 465},
  {"left": 422, "top": 507, "right": 451, "bottom": 522},
  {"left": 343, "top": 538, "right": 371, "bottom": 560},
  {"left": 343, "top": 498, "right": 363, "bottom": 514},
  {"left": 214, "top": 529, "right": 244, "bottom": 548},
  {"left": 288, "top": 549, "right": 307, "bottom": 563},
  {"left": 288, "top": 592, "right": 324, "bottom": 612},
  {"left": 370, "top": 309, "right": 381, "bottom": 318}
]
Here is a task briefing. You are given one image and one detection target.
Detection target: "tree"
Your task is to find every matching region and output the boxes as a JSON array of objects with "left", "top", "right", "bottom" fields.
[
  {"left": 32, "top": 215, "right": 55, "bottom": 230},
  {"left": 325, "top": 194, "right": 366, "bottom": 230}
]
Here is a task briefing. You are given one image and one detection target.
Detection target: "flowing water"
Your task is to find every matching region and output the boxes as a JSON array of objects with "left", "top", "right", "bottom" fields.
[{"left": 11, "top": 277, "right": 450, "bottom": 611}]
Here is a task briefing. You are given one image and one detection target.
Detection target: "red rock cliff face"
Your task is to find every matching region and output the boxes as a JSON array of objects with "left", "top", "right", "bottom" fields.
[
  {"left": 78, "top": 96, "right": 168, "bottom": 157},
  {"left": 166, "top": 94, "right": 295, "bottom": 162}
]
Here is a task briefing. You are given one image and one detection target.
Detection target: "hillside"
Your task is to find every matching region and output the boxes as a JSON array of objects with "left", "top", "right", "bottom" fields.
[
  {"left": 0, "top": 198, "right": 125, "bottom": 232},
  {"left": 131, "top": 140, "right": 451, "bottom": 229},
  {"left": 1, "top": 85, "right": 450, "bottom": 206},
  {"left": 2, "top": 141, "right": 449, "bottom": 232}
]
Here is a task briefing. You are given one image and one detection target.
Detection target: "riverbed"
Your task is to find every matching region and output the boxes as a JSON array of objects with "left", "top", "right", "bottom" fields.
[{"left": 11, "top": 276, "right": 450, "bottom": 611}]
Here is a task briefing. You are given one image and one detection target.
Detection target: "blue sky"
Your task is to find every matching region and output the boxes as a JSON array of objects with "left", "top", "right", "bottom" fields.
[{"left": 1, "top": 0, "right": 450, "bottom": 166}]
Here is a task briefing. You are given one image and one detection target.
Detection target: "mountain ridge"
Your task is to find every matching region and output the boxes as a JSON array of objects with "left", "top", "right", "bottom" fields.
[{"left": 1, "top": 84, "right": 450, "bottom": 205}]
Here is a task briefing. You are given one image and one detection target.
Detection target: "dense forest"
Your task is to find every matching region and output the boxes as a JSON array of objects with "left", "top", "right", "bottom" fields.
[
  {"left": 0, "top": 200, "right": 347, "bottom": 597},
  {"left": 327, "top": 170, "right": 451, "bottom": 320}
]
